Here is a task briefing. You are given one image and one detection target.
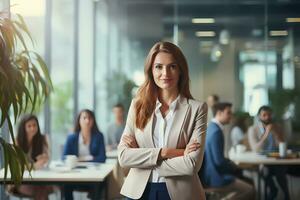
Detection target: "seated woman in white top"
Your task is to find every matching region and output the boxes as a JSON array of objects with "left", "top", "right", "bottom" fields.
[{"left": 231, "top": 113, "right": 252, "bottom": 147}]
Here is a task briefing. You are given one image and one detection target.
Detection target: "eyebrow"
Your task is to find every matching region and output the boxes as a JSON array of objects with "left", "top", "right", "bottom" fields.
[{"left": 153, "top": 62, "right": 177, "bottom": 66}]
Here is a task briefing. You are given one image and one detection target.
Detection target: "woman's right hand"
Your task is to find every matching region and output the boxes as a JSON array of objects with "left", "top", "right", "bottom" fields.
[
  {"left": 184, "top": 139, "right": 201, "bottom": 156},
  {"left": 122, "top": 134, "right": 139, "bottom": 148},
  {"left": 34, "top": 153, "right": 48, "bottom": 169},
  {"left": 34, "top": 158, "right": 47, "bottom": 170}
]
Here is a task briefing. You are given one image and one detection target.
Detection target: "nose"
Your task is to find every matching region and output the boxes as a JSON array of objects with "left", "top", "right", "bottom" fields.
[{"left": 162, "top": 66, "right": 170, "bottom": 76}]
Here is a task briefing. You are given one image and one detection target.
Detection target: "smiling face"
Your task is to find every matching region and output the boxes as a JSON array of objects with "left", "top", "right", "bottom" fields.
[{"left": 152, "top": 52, "right": 180, "bottom": 93}]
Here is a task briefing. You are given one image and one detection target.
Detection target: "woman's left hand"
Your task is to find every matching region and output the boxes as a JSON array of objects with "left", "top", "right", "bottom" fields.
[
  {"left": 184, "top": 139, "right": 201, "bottom": 156},
  {"left": 122, "top": 134, "right": 139, "bottom": 148}
]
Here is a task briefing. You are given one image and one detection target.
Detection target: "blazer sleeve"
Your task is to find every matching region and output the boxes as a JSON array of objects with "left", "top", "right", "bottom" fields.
[
  {"left": 118, "top": 99, "right": 161, "bottom": 168},
  {"left": 92, "top": 132, "right": 106, "bottom": 163},
  {"left": 156, "top": 102, "right": 207, "bottom": 177},
  {"left": 210, "top": 129, "right": 237, "bottom": 174},
  {"left": 62, "top": 134, "right": 74, "bottom": 160}
]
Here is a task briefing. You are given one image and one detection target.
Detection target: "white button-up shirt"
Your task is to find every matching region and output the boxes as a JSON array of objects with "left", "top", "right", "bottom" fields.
[
  {"left": 150, "top": 95, "right": 179, "bottom": 182},
  {"left": 78, "top": 133, "right": 92, "bottom": 159}
]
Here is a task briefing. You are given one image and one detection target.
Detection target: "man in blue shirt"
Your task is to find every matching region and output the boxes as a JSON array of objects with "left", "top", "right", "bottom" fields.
[{"left": 202, "top": 102, "right": 254, "bottom": 200}]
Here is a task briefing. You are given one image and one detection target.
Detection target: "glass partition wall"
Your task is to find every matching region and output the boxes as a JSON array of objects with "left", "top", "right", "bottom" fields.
[{"left": 5, "top": 0, "right": 300, "bottom": 158}]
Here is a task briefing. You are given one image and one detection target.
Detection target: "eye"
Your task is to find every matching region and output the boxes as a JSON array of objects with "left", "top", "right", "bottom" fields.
[
  {"left": 169, "top": 64, "right": 177, "bottom": 69},
  {"left": 154, "top": 64, "right": 163, "bottom": 70}
]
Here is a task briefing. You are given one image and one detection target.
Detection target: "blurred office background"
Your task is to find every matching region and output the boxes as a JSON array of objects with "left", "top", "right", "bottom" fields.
[
  {"left": 1, "top": 1, "right": 300, "bottom": 198},
  {"left": 1, "top": 0, "right": 299, "bottom": 160}
]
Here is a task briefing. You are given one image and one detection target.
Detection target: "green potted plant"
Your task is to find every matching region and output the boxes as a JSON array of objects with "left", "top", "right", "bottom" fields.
[{"left": 0, "top": 11, "right": 52, "bottom": 184}]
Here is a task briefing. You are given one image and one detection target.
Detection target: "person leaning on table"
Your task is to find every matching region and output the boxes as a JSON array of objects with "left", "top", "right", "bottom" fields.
[
  {"left": 248, "top": 105, "right": 290, "bottom": 200},
  {"left": 7, "top": 114, "right": 53, "bottom": 200},
  {"left": 118, "top": 41, "right": 207, "bottom": 200}
]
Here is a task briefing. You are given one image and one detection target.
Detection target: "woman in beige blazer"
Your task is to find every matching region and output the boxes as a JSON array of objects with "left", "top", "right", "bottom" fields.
[{"left": 118, "top": 41, "right": 207, "bottom": 200}]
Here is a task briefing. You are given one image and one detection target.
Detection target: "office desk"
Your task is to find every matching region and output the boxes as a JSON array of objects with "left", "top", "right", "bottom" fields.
[
  {"left": 229, "top": 151, "right": 300, "bottom": 165},
  {"left": 229, "top": 151, "right": 300, "bottom": 200},
  {"left": 0, "top": 159, "right": 117, "bottom": 199},
  {"left": 106, "top": 150, "right": 118, "bottom": 159}
]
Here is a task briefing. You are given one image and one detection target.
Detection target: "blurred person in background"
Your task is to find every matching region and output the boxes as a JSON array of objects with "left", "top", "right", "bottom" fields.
[
  {"left": 207, "top": 94, "right": 219, "bottom": 124},
  {"left": 8, "top": 114, "right": 53, "bottom": 200},
  {"left": 202, "top": 103, "right": 254, "bottom": 200},
  {"left": 63, "top": 109, "right": 106, "bottom": 200},
  {"left": 248, "top": 105, "right": 290, "bottom": 200},
  {"left": 106, "top": 103, "right": 125, "bottom": 151},
  {"left": 231, "top": 112, "right": 252, "bottom": 148}
]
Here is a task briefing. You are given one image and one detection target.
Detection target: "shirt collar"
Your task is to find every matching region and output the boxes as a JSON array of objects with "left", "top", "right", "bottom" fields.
[
  {"left": 78, "top": 132, "right": 88, "bottom": 146},
  {"left": 258, "top": 121, "right": 266, "bottom": 135},
  {"left": 155, "top": 95, "right": 180, "bottom": 116},
  {"left": 212, "top": 118, "right": 225, "bottom": 131}
]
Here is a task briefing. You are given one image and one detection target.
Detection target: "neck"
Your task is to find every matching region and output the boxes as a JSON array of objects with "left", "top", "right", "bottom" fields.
[
  {"left": 27, "top": 136, "right": 33, "bottom": 146},
  {"left": 81, "top": 129, "right": 91, "bottom": 139},
  {"left": 158, "top": 89, "right": 179, "bottom": 107},
  {"left": 261, "top": 122, "right": 267, "bottom": 128},
  {"left": 215, "top": 116, "right": 224, "bottom": 125}
]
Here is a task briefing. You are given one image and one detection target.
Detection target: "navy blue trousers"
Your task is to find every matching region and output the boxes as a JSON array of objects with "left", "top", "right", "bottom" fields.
[{"left": 126, "top": 183, "right": 171, "bottom": 200}]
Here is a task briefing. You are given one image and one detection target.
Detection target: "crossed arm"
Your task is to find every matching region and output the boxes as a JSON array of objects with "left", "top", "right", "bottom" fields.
[
  {"left": 122, "top": 134, "right": 200, "bottom": 160},
  {"left": 248, "top": 123, "right": 284, "bottom": 152},
  {"left": 118, "top": 101, "right": 207, "bottom": 177}
]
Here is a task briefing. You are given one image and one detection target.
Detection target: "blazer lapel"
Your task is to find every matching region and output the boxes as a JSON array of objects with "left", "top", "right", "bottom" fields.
[
  {"left": 167, "top": 96, "right": 190, "bottom": 148},
  {"left": 142, "top": 113, "right": 155, "bottom": 148}
]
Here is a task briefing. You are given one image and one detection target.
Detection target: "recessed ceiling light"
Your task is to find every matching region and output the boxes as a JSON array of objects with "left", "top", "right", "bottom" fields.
[
  {"left": 195, "top": 31, "right": 216, "bottom": 37},
  {"left": 286, "top": 18, "right": 300, "bottom": 23},
  {"left": 192, "top": 18, "right": 215, "bottom": 24},
  {"left": 269, "top": 30, "right": 288, "bottom": 36}
]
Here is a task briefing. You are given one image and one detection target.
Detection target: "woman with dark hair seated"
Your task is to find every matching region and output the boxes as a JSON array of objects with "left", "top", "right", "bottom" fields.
[
  {"left": 9, "top": 114, "right": 53, "bottom": 200},
  {"left": 62, "top": 109, "right": 106, "bottom": 200}
]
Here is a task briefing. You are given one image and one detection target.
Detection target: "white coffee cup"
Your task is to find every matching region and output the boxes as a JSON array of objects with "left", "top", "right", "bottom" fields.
[
  {"left": 236, "top": 144, "right": 246, "bottom": 154},
  {"left": 65, "top": 155, "right": 77, "bottom": 169},
  {"left": 279, "top": 142, "right": 287, "bottom": 157}
]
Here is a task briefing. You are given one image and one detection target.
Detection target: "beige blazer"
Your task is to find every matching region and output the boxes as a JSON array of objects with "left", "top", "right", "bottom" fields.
[{"left": 118, "top": 96, "right": 207, "bottom": 200}]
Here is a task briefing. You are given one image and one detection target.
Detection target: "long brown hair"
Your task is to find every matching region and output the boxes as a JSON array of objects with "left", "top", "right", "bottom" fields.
[
  {"left": 135, "top": 41, "right": 193, "bottom": 130},
  {"left": 17, "top": 114, "right": 47, "bottom": 161},
  {"left": 74, "top": 109, "right": 100, "bottom": 134}
]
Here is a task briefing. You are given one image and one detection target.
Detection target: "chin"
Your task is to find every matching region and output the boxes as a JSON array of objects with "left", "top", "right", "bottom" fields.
[{"left": 160, "top": 86, "right": 177, "bottom": 91}]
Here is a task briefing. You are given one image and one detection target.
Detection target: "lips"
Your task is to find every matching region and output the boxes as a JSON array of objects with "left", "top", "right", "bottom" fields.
[{"left": 161, "top": 79, "right": 173, "bottom": 82}]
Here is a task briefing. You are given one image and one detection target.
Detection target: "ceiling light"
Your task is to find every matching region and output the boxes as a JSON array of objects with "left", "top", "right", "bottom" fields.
[
  {"left": 286, "top": 18, "right": 300, "bottom": 23},
  {"left": 195, "top": 31, "right": 216, "bottom": 37},
  {"left": 269, "top": 30, "right": 288, "bottom": 36},
  {"left": 192, "top": 18, "right": 215, "bottom": 24}
]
